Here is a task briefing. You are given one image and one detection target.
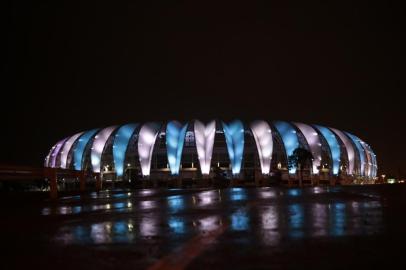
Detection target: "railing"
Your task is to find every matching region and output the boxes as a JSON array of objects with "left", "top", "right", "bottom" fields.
[{"left": 0, "top": 165, "right": 101, "bottom": 199}]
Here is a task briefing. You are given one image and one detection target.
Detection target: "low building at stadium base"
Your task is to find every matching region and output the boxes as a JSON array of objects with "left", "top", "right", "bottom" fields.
[{"left": 44, "top": 120, "right": 378, "bottom": 186}]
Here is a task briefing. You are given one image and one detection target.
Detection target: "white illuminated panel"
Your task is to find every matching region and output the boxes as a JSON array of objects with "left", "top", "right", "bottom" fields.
[
  {"left": 91, "top": 126, "right": 118, "bottom": 173},
  {"left": 59, "top": 132, "right": 84, "bottom": 169},
  {"left": 138, "top": 122, "right": 161, "bottom": 176},
  {"left": 50, "top": 138, "right": 67, "bottom": 168},
  {"left": 194, "top": 120, "right": 216, "bottom": 175},
  {"left": 362, "top": 141, "right": 377, "bottom": 178},
  {"left": 45, "top": 143, "right": 57, "bottom": 167},
  {"left": 293, "top": 122, "right": 322, "bottom": 174},
  {"left": 360, "top": 142, "right": 371, "bottom": 177},
  {"left": 360, "top": 140, "right": 376, "bottom": 178},
  {"left": 330, "top": 128, "right": 355, "bottom": 175},
  {"left": 250, "top": 120, "right": 273, "bottom": 175}
]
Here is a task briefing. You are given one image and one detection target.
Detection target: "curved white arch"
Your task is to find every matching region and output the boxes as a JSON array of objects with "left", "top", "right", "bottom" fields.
[
  {"left": 250, "top": 120, "right": 273, "bottom": 175},
  {"left": 361, "top": 142, "right": 372, "bottom": 177},
  {"left": 293, "top": 122, "right": 322, "bottom": 174},
  {"left": 360, "top": 140, "right": 377, "bottom": 178},
  {"left": 59, "top": 132, "right": 84, "bottom": 169},
  {"left": 138, "top": 122, "right": 161, "bottom": 176},
  {"left": 50, "top": 138, "right": 68, "bottom": 168},
  {"left": 45, "top": 142, "right": 58, "bottom": 167},
  {"left": 194, "top": 120, "right": 216, "bottom": 175},
  {"left": 330, "top": 128, "right": 355, "bottom": 175},
  {"left": 91, "top": 126, "right": 118, "bottom": 173},
  {"left": 363, "top": 142, "right": 377, "bottom": 178}
]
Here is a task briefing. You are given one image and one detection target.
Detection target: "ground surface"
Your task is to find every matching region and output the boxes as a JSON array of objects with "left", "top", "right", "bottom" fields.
[{"left": 1, "top": 185, "right": 406, "bottom": 269}]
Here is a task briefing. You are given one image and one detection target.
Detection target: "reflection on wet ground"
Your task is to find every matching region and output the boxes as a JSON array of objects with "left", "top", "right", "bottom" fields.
[
  {"left": 43, "top": 187, "right": 384, "bottom": 246},
  {"left": 2, "top": 185, "right": 406, "bottom": 270}
]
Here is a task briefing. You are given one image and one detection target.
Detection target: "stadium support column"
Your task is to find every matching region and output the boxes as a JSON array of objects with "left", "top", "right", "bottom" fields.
[
  {"left": 95, "top": 173, "right": 102, "bottom": 191},
  {"left": 79, "top": 171, "right": 86, "bottom": 192},
  {"left": 48, "top": 168, "right": 58, "bottom": 199}
]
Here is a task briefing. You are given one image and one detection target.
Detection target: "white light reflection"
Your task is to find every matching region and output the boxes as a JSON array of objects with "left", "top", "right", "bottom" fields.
[
  {"left": 91, "top": 222, "right": 112, "bottom": 244},
  {"left": 313, "top": 186, "right": 324, "bottom": 194},
  {"left": 140, "top": 189, "right": 154, "bottom": 196},
  {"left": 198, "top": 216, "right": 221, "bottom": 232},
  {"left": 41, "top": 208, "right": 51, "bottom": 215},
  {"left": 261, "top": 206, "right": 280, "bottom": 246},
  {"left": 197, "top": 190, "right": 216, "bottom": 206},
  {"left": 311, "top": 203, "right": 328, "bottom": 237},
  {"left": 259, "top": 188, "right": 277, "bottom": 199},
  {"left": 140, "top": 216, "right": 158, "bottom": 237},
  {"left": 59, "top": 206, "right": 72, "bottom": 215},
  {"left": 139, "top": 200, "right": 157, "bottom": 210}
]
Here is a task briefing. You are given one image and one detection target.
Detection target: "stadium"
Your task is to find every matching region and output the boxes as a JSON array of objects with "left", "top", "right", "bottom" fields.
[{"left": 44, "top": 120, "right": 377, "bottom": 186}]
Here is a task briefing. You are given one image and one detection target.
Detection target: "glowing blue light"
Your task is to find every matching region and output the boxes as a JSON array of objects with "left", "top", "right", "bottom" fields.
[
  {"left": 72, "top": 206, "right": 82, "bottom": 214},
  {"left": 230, "top": 187, "right": 247, "bottom": 201},
  {"left": 73, "top": 129, "right": 99, "bottom": 170},
  {"left": 167, "top": 195, "right": 184, "bottom": 212},
  {"left": 222, "top": 120, "right": 244, "bottom": 175},
  {"left": 314, "top": 125, "right": 341, "bottom": 175},
  {"left": 331, "top": 203, "right": 346, "bottom": 236},
  {"left": 345, "top": 132, "right": 366, "bottom": 176},
  {"left": 288, "top": 188, "right": 302, "bottom": 197},
  {"left": 113, "top": 221, "right": 127, "bottom": 234},
  {"left": 289, "top": 203, "right": 304, "bottom": 238},
  {"left": 273, "top": 121, "right": 300, "bottom": 173},
  {"left": 113, "top": 202, "right": 125, "bottom": 209},
  {"left": 231, "top": 210, "right": 249, "bottom": 231},
  {"left": 112, "top": 193, "right": 127, "bottom": 199},
  {"left": 112, "top": 124, "right": 138, "bottom": 177},
  {"left": 166, "top": 121, "right": 188, "bottom": 175},
  {"left": 169, "top": 217, "right": 185, "bottom": 234}
]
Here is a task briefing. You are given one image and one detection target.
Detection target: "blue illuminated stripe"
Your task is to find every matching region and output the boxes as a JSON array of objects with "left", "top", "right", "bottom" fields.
[
  {"left": 113, "top": 124, "right": 138, "bottom": 177},
  {"left": 222, "top": 120, "right": 245, "bottom": 175},
  {"left": 345, "top": 132, "right": 366, "bottom": 176},
  {"left": 73, "top": 129, "right": 99, "bottom": 170},
  {"left": 314, "top": 125, "right": 341, "bottom": 175},
  {"left": 273, "top": 121, "right": 300, "bottom": 173},
  {"left": 166, "top": 121, "right": 188, "bottom": 175}
]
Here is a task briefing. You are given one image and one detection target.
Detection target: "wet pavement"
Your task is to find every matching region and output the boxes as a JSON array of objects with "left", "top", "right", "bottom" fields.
[{"left": 1, "top": 185, "right": 406, "bottom": 269}]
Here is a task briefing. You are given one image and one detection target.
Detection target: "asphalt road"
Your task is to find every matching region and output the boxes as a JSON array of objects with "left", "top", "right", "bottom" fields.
[{"left": 1, "top": 185, "right": 406, "bottom": 269}]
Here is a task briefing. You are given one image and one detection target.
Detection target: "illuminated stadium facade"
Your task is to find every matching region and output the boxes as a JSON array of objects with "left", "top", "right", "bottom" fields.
[{"left": 44, "top": 120, "right": 377, "bottom": 185}]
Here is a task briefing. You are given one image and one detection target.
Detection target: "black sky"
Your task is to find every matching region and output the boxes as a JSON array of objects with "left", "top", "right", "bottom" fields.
[{"left": 3, "top": 0, "right": 405, "bottom": 177}]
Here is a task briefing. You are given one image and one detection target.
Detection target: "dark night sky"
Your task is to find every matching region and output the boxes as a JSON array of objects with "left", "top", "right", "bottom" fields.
[{"left": 3, "top": 1, "right": 405, "bottom": 177}]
